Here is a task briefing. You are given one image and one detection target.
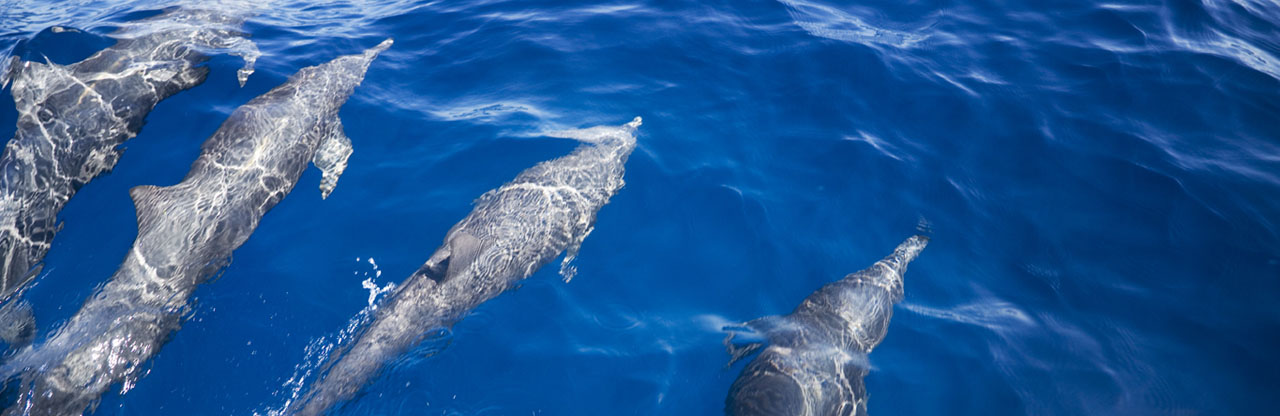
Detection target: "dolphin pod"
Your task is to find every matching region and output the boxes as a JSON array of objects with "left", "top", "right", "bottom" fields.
[
  {"left": 0, "top": 8, "right": 260, "bottom": 345},
  {"left": 0, "top": 9, "right": 933, "bottom": 416},
  {"left": 288, "top": 118, "right": 641, "bottom": 415},
  {"left": 0, "top": 39, "right": 390, "bottom": 416},
  {"left": 724, "top": 235, "right": 928, "bottom": 416}
]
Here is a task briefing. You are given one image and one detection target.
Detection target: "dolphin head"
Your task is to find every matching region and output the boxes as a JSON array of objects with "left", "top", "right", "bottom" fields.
[
  {"left": 845, "top": 234, "right": 928, "bottom": 302},
  {"left": 282, "top": 39, "right": 392, "bottom": 108}
]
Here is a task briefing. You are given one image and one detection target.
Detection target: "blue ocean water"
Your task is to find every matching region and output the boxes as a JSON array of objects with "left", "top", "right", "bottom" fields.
[{"left": 1, "top": 0, "right": 1278, "bottom": 414}]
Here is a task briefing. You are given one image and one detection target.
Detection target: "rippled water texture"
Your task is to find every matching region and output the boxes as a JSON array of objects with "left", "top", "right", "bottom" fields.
[{"left": 1, "top": 0, "right": 1277, "bottom": 414}]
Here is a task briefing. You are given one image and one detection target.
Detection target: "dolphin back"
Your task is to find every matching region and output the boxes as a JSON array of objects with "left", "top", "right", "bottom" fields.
[{"left": 289, "top": 118, "right": 641, "bottom": 416}]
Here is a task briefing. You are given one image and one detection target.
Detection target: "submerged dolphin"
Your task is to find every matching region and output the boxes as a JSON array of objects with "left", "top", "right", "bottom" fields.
[
  {"left": 0, "top": 39, "right": 390, "bottom": 416},
  {"left": 0, "top": 8, "right": 260, "bottom": 344},
  {"left": 725, "top": 235, "right": 928, "bottom": 416},
  {"left": 289, "top": 118, "right": 641, "bottom": 415}
]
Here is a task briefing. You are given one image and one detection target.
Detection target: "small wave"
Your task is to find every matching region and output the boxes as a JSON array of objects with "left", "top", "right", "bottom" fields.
[
  {"left": 1222, "top": 0, "right": 1280, "bottom": 22},
  {"left": 439, "top": 102, "right": 550, "bottom": 121},
  {"left": 902, "top": 300, "right": 1036, "bottom": 332},
  {"left": 1158, "top": 0, "right": 1280, "bottom": 82},
  {"left": 842, "top": 131, "right": 907, "bottom": 162},
  {"left": 1169, "top": 28, "right": 1280, "bottom": 81},
  {"left": 359, "top": 82, "right": 556, "bottom": 126},
  {"left": 776, "top": 0, "right": 934, "bottom": 48},
  {"left": 475, "top": 3, "right": 649, "bottom": 24}
]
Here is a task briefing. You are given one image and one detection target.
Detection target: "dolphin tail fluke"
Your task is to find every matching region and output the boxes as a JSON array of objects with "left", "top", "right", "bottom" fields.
[{"left": 313, "top": 119, "right": 353, "bottom": 200}]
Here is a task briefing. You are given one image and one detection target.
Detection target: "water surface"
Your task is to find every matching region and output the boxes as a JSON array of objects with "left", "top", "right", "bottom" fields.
[{"left": 1, "top": 0, "right": 1278, "bottom": 414}]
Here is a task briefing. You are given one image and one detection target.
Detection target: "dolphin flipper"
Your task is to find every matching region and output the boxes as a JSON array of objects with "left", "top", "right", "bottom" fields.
[
  {"left": 722, "top": 315, "right": 789, "bottom": 367},
  {"left": 209, "top": 32, "right": 259, "bottom": 87},
  {"left": 558, "top": 225, "right": 594, "bottom": 282},
  {"left": 120, "top": 7, "right": 262, "bottom": 87},
  {"left": 723, "top": 332, "right": 764, "bottom": 368},
  {"left": 313, "top": 119, "right": 353, "bottom": 200},
  {"left": 1, "top": 56, "right": 20, "bottom": 88},
  {"left": 0, "top": 299, "right": 34, "bottom": 348}
]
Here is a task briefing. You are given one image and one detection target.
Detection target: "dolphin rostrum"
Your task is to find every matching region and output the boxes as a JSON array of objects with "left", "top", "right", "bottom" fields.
[
  {"left": 0, "top": 39, "right": 391, "bottom": 416},
  {"left": 289, "top": 117, "right": 642, "bottom": 415},
  {"left": 725, "top": 235, "right": 928, "bottom": 416},
  {"left": 0, "top": 8, "right": 260, "bottom": 345}
]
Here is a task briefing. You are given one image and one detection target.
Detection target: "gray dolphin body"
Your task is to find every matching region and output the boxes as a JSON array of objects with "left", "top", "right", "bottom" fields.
[
  {"left": 290, "top": 118, "right": 641, "bottom": 416},
  {"left": 0, "top": 40, "right": 390, "bottom": 416},
  {"left": 725, "top": 235, "right": 928, "bottom": 416},
  {"left": 0, "top": 8, "right": 259, "bottom": 344}
]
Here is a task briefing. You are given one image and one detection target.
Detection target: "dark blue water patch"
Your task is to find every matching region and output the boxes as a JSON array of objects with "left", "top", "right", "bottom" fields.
[
  {"left": 0, "top": 84, "right": 13, "bottom": 140},
  {"left": 10, "top": 26, "right": 114, "bottom": 66}
]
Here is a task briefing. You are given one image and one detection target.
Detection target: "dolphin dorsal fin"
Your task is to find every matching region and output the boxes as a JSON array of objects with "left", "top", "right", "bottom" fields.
[
  {"left": 445, "top": 232, "right": 486, "bottom": 280},
  {"left": 313, "top": 118, "right": 353, "bottom": 200},
  {"left": 129, "top": 185, "right": 171, "bottom": 229}
]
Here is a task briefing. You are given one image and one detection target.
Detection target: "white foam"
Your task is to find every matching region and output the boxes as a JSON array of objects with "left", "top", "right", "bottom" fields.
[{"left": 361, "top": 278, "right": 395, "bottom": 307}]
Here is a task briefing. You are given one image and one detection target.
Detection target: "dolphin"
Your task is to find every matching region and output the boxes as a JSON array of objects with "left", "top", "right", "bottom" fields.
[
  {"left": 0, "top": 8, "right": 260, "bottom": 345},
  {"left": 288, "top": 117, "right": 641, "bottom": 415},
  {"left": 0, "top": 39, "right": 391, "bottom": 416},
  {"left": 724, "top": 235, "right": 928, "bottom": 416}
]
